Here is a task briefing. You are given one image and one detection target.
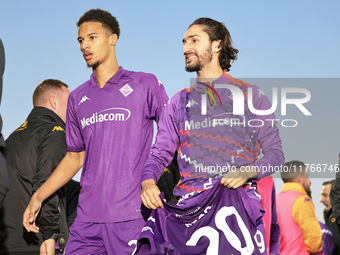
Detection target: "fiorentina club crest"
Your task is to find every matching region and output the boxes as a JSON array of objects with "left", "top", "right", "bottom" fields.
[{"left": 119, "top": 84, "right": 134, "bottom": 97}]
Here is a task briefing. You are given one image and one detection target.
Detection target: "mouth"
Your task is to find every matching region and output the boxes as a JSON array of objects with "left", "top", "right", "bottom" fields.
[
  {"left": 185, "top": 53, "right": 197, "bottom": 63},
  {"left": 83, "top": 52, "right": 93, "bottom": 61}
]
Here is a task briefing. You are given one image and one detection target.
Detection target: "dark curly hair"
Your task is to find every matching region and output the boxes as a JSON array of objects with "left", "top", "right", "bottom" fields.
[
  {"left": 77, "top": 9, "right": 120, "bottom": 38},
  {"left": 189, "top": 18, "right": 238, "bottom": 72}
]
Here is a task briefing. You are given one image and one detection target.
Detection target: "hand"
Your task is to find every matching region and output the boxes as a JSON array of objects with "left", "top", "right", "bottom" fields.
[
  {"left": 220, "top": 165, "right": 258, "bottom": 189},
  {"left": 40, "top": 239, "right": 55, "bottom": 255},
  {"left": 23, "top": 195, "right": 41, "bottom": 233},
  {"left": 141, "top": 179, "right": 164, "bottom": 210}
]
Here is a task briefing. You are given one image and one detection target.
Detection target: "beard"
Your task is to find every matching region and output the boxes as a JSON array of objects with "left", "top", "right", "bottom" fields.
[
  {"left": 185, "top": 46, "right": 213, "bottom": 72},
  {"left": 87, "top": 60, "right": 100, "bottom": 70},
  {"left": 303, "top": 183, "right": 312, "bottom": 198}
]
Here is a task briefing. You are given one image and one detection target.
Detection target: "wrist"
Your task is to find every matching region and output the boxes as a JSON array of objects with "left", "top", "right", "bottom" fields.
[
  {"left": 239, "top": 165, "right": 258, "bottom": 180},
  {"left": 141, "top": 178, "right": 156, "bottom": 188},
  {"left": 32, "top": 189, "right": 44, "bottom": 204},
  {"left": 249, "top": 165, "right": 259, "bottom": 179},
  {"left": 32, "top": 191, "right": 42, "bottom": 204}
]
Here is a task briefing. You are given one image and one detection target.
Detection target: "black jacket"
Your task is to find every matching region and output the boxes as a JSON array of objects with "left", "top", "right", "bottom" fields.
[
  {"left": 330, "top": 171, "right": 340, "bottom": 255},
  {"left": 0, "top": 38, "right": 8, "bottom": 207},
  {"left": 0, "top": 107, "right": 68, "bottom": 253}
]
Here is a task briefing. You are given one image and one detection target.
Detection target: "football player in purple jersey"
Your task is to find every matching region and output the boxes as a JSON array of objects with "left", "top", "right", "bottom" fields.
[
  {"left": 23, "top": 9, "right": 168, "bottom": 254},
  {"left": 139, "top": 17, "right": 284, "bottom": 254}
]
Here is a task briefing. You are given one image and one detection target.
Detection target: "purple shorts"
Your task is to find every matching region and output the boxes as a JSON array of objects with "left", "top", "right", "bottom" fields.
[{"left": 65, "top": 218, "right": 146, "bottom": 255}]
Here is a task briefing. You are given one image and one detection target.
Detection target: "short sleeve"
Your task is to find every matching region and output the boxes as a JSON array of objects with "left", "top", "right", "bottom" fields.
[
  {"left": 66, "top": 94, "right": 85, "bottom": 152},
  {"left": 145, "top": 75, "right": 169, "bottom": 123}
]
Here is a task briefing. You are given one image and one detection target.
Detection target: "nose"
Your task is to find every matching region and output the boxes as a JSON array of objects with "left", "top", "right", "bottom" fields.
[
  {"left": 80, "top": 39, "right": 90, "bottom": 52},
  {"left": 183, "top": 42, "right": 191, "bottom": 55},
  {"left": 320, "top": 195, "right": 325, "bottom": 203}
]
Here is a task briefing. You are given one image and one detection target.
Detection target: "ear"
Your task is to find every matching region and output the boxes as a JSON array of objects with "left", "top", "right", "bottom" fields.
[
  {"left": 212, "top": 40, "right": 221, "bottom": 53},
  {"left": 49, "top": 95, "right": 57, "bottom": 110},
  {"left": 110, "top": 33, "right": 118, "bottom": 46},
  {"left": 295, "top": 175, "right": 303, "bottom": 185}
]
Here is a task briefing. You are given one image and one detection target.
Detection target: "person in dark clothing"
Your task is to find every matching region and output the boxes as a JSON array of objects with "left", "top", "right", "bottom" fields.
[
  {"left": 331, "top": 164, "right": 340, "bottom": 224},
  {"left": 0, "top": 79, "right": 70, "bottom": 255},
  {"left": 321, "top": 179, "right": 335, "bottom": 226},
  {"left": 329, "top": 170, "right": 340, "bottom": 255},
  {"left": 0, "top": 39, "right": 8, "bottom": 208}
]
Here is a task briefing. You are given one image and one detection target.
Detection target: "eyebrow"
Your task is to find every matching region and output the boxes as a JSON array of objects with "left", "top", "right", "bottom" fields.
[
  {"left": 182, "top": 34, "right": 200, "bottom": 44},
  {"left": 77, "top": 32, "right": 99, "bottom": 41}
]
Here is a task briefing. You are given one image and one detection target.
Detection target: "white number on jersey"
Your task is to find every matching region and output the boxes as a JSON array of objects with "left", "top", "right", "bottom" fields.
[
  {"left": 128, "top": 239, "right": 137, "bottom": 255},
  {"left": 186, "top": 206, "right": 265, "bottom": 255}
]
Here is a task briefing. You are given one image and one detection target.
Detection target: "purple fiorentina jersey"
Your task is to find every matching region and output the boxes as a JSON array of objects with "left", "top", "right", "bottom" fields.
[
  {"left": 136, "top": 182, "right": 267, "bottom": 255},
  {"left": 311, "top": 222, "right": 333, "bottom": 255},
  {"left": 66, "top": 67, "right": 168, "bottom": 222},
  {"left": 142, "top": 72, "right": 284, "bottom": 198}
]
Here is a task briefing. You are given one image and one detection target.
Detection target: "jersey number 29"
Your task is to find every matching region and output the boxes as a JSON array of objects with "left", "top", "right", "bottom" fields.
[{"left": 186, "top": 206, "right": 265, "bottom": 255}]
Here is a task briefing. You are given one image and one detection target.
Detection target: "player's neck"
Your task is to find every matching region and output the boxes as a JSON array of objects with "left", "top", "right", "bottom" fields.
[
  {"left": 196, "top": 64, "right": 223, "bottom": 83},
  {"left": 93, "top": 56, "right": 120, "bottom": 88}
]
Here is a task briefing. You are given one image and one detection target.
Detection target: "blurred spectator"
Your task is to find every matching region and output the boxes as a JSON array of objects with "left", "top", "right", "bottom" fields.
[
  {"left": 276, "top": 160, "right": 322, "bottom": 254},
  {"left": 332, "top": 171, "right": 340, "bottom": 220},
  {"left": 329, "top": 170, "right": 340, "bottom": 255},
  {"left": 321, "top": 180, "right": 335, "bottom": 225},
  {"left": 313, "top": 179, "right": 337, "bottom": 255}
]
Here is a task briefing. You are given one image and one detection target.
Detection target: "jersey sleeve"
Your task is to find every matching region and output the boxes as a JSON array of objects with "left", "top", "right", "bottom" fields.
[
  {"left": 66, "top": 93, "right": 85, "bottom": 152},
  {"left": 141, "top": 94, "right": 180, "bottom": 183},
  {"left": 249, "top": 85, "right": 285, "bottom": 179},
  {"left": 33, "top": 125, "right": 67, "bottom": 239},
  {"left": 145, "top": 75, "right": 169, "bottom": 123},
  {"left": 292, "top": 195, "right": 323, "bottom": 253}
]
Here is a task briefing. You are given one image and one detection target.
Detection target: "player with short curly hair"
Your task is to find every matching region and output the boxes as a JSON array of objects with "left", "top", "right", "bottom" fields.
[
  {"left": 76, "top": 8, "right": 120, "bottom": 38},
  {"left": 24, "top": 9, "right": 168, "bottom": 255}
]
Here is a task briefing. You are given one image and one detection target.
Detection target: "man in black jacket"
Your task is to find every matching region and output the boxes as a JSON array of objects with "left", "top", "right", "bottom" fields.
[
  {"left": 0, "top": 79, "right": 70, "bottom": 255},
  {"left": 330, "top": 170, "right": 340, "bottom": 255},
  {"left": 0, "top": 39, "right": 8, "bottom": 208}
]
